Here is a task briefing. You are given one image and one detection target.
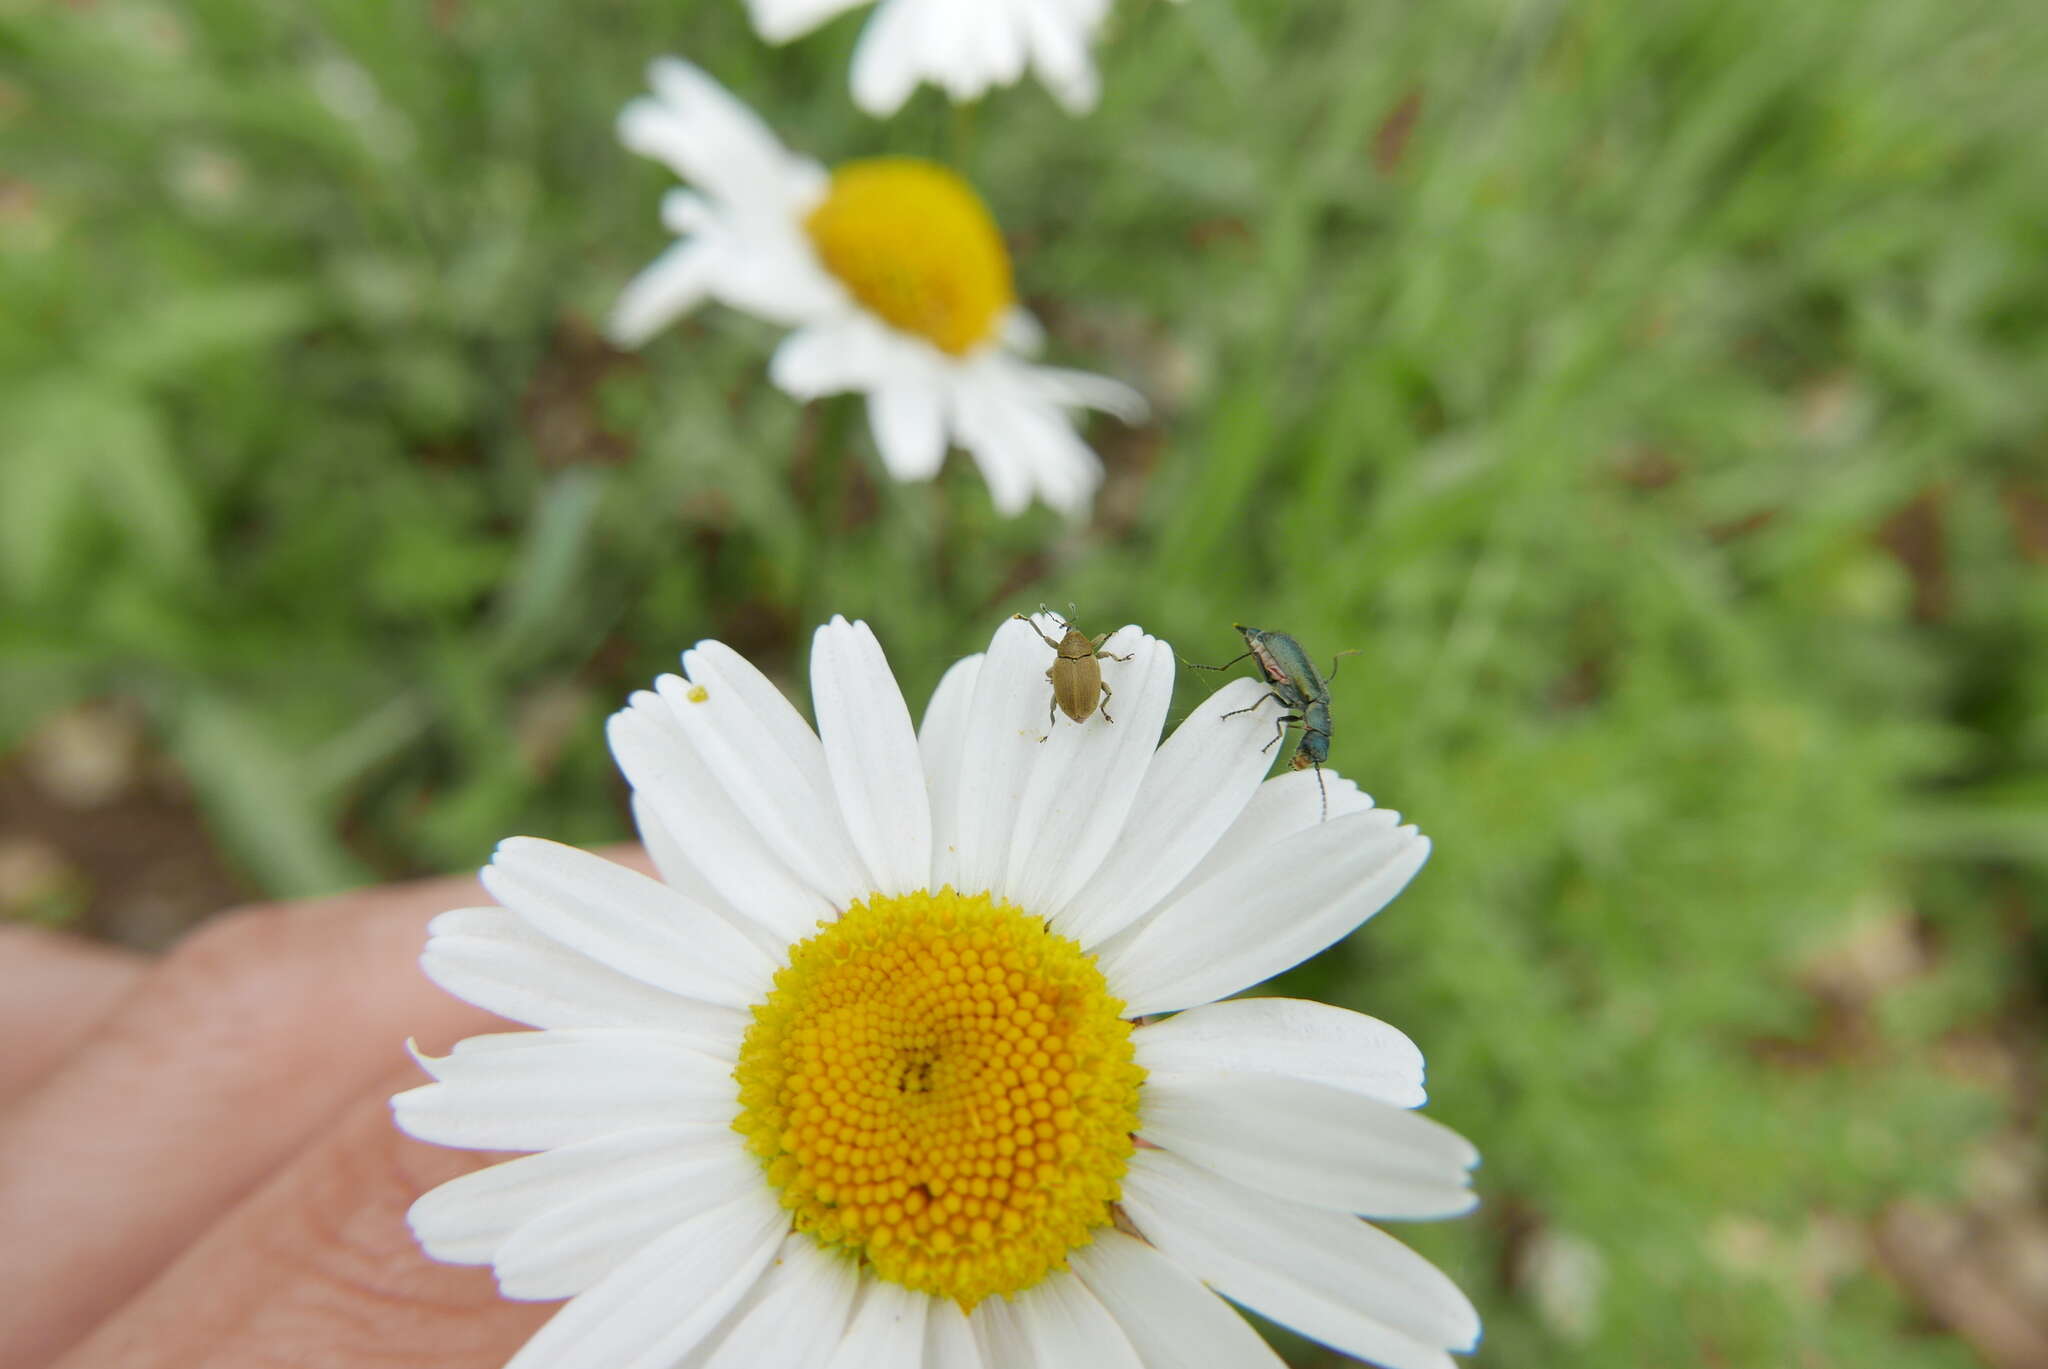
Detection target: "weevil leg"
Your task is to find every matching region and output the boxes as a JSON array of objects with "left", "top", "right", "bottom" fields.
[
  {"left": 1014, "top": 613, "right": 1066, "bottom": 652},
  {"left": 1098, "top": 680, "right": 1115, "bottom": 724}
]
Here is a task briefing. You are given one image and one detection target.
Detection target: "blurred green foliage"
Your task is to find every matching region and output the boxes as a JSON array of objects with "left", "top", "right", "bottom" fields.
[{"left": 4, "top": 0, "right": 2047, "bottom": 1364}]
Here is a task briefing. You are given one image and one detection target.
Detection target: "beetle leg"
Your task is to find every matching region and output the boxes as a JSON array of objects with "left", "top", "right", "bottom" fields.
[
  {"left": 1220, "top": 690, "right": 1290, "bottom": 722},
  {"left": 1262, "top": 713, "right": 1303, "bottom": 754},
  {"left": 1183, "top": 650, "right": 1253, "bottom": 673},
  {"left": 1098, "top": 680, "right": 1115, "bottom": 724},
  {"left": 1323, "top": 649, "right": 1362, "bottom": 682}
]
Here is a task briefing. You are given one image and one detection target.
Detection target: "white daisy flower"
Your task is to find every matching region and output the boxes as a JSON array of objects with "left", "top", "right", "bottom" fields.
[
  {"left": 609, "top": 59, "right": 1145, "bottom": 519},
  {"left": 394, "top": 614, "right": 1481, "bottom": 1369},
  {"left": 744, "top": 0, "right": 1171, "bottom": 117}
]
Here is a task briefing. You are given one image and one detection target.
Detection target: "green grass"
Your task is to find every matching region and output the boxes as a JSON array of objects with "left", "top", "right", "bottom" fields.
[{"left": 5, "top": 0, "right": 2047, "bottom": 1363}]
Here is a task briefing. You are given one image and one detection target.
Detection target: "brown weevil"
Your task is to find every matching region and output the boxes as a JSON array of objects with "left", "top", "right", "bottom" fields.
[{"left": 1015, "top": 610, "right": 1133, "bottom": 727}]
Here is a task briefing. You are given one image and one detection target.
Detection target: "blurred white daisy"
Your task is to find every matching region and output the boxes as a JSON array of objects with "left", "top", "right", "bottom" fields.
[
  {"left": 609, "top": 59, "right": 1144, "bottom": 518},
  {"left": 395, "top": 614, "right": 1480, "bottom": 1369},
  {"left": 744, "top": 0, "right": 1171, "bottom": 116}
]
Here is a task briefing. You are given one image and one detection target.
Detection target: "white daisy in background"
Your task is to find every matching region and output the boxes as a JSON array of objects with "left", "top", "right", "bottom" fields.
[
  {"left": 743, "top": 0, "right": 1173, "bottom": 117},
  {"left": 609, "top": 59, "right": 1145, "bottom": 518},
  {"left": 394, "top": 614, "right": 1481, "bottom": 1369}
]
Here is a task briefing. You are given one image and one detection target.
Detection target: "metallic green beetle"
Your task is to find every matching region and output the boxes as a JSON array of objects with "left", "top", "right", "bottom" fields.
[
  {"left": 1188, "top": 624, "right": 1355, "bottom": 820},
  {"left": 1015, "top": 611, "right": 1133, "bottom": 727}
]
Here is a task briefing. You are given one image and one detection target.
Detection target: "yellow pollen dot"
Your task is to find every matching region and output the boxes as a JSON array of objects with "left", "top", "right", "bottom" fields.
[
  {"left": 686, "top": 684, "right": 709, "bottom": 703},
  {"left": 803, "top": 159, "right": 1016, "bottom": 357},
  {"left": 733, "top": 888, "right": 1144, "bottom": 1309}
]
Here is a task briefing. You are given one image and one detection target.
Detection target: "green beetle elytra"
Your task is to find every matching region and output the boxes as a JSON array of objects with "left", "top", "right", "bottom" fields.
[
  {"left": 1016, "top": 610, "right": 1133, "bottom": 727},
  {"left": 1187, "top": 624, "right": 1357, "bottom": 820}
]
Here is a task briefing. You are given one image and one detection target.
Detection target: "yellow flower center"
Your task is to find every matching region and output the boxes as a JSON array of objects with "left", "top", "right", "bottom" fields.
[
  {"left": 733, "top": 888, "right": 1143, "bottom": 1309},
  {"left": 803, "top": 158, "right": 1016, "bottom": 357}
]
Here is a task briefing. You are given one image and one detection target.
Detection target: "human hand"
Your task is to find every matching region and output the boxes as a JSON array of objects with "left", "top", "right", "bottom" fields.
[{"left": 0, "top": 853, "right": 649, "bottom": 1369}]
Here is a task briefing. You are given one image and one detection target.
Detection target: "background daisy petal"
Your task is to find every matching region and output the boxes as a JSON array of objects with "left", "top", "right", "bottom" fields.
[
  {"left": 868, "top": 384, "right": 948, "bottom": 481},
  {"left": 393, "top": 1029, "right": 734, "bottom": 1152},
  {"left": 1123, "top": 1151, "right": 1480, "bottom": 1369},
  {"left": 1069, "top": 1231, "right": 1288, "bottom": 1369},
  {"left": 406, "top": 1125, "right": 726, "bottom": 1268},
  {"left": 502, "top": 1187, "right": 788, "bottom": 1369},
  {"left": 824, "top": 1280, "right": 929, "bottom": 1369},
  {"left": 1049, "top": 675, "right": 1275, "bottom": 947},
  {"left": 745, "top": 0, "right": 870, "bottom": 43},
  {"left": 1095, "top": 814, "right": 1430, "bottom": 1017},
  {"left": 492, "top": 1144, "right": 765, "bottom": 1300},
  {"left": 609, "top": 698, "right": 837, "bottom": 949},
  {"left": 629, "top": 792, "right": 769, "bottom": 951},
  {"left": 919, "top": 652, "right": 982, "bottom": 892},
  {"left": 607, "top": 239, "right": 716, "bottom": 348},
  {"left": 421, "top": 906, "right": 748, "bottom": 1039},
  {"left": 812, "top": 616, "right": 932, "bottom": 897},
  {"left": 850, "top": 0, "right": 928, "bottom": 116},
  {"left": 1137, "top": 1070, "right": 1477, "bottom": 1219},
  {"left": 700, "top": 1233, "right": 862, "bottom": 1369},
  {"left": 1003, "top": 629, "right": 1173, "bottom": 914},
  {"left": 1133, "top": 997, "right": 1427, "bottom": 1109},
  {"left": 484, "top": 837, "right": 775, "bottom": 1010}
]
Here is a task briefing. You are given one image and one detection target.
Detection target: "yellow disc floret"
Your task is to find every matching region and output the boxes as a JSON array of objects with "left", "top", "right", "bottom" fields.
[
  {"left": 733, "top": 888, "right": 1143, "bottom": 1308},
  {"left": 803, "top": 158, "right": 1016, "bottom": 357}
]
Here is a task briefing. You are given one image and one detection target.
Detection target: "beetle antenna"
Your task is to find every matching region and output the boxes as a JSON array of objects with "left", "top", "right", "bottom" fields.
[{"left": 1314, "top": 761, "right": 1328, "bottom": 822}]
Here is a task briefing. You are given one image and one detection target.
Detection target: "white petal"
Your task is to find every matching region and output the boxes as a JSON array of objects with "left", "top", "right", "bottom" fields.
[
  {"left": 850, "top": 0, "right": 927, "bottom": 116},
  {"left": 407, "top": 1125, "right": 722, "bottom": 1267},
  {"left": 1012, "top": 1272, "right": 1143, "bottom": 1369},
  {"left": 503, "top": 1186, "right": 788, "bottom": 1369},
  {"left": 609, "top": 697, "right": 838, "bottom": 950},
  {"left": 970, "top": 1294, "right": 1036, "bottom": 1369},
  {"left": 700, "top": 1234, "right": 862, "bottom": 1369},
  {"left": 824, "top": 1280, "right": 929, "bottom": 1369},
  {"left": 1026, "top": 365, "right": 1148, "bottom": 424},
  {"left": 1003, "top": 631, "right": 1175, "bottom": 914},
  {"left": 1173, "top": 765, "right": 1379, "bottom": 895},
  {"left": 868, "top": 384, "right": 949, "bottom": 481},
  {"left": 1123, "top": 1150, "right": 1480, "bottom": 1369},
  {"left": 421, "top": 907, "right": 747, "bottom": 1040},
  {"left": 629, "top": 792, "right": 744, "bottom": 933},
  {"left": 771, "top": 317, "right": 892, "bottom": 398},
  {"left": 950, "top": 361, "right": 1103, "bottom": 517},
  {"left": 657, "top": 657, "right": 871, "bottom": 905},
  {"left": 630, "top": 58, "right": 801, "bottom": 212},
  {"left": 608, "top": 239, "right": 715, "bottom": 348},
  {"left": 951, "top": 616, "right": 1061, "bottom": 896},
  {"left": 393, "top": 1029, "right": 733, "bottom": 1152},
  {"left": 1138, "top": 1070, "right": 1477, "bottom": 1219},
  {"left": 493, "top": 1142, "right": 763, "bottom": 1299},
  {"left": 745, "top": 0, "right": 870, "bottom": 43},
  {"left": 1096, "top": 812, "right": 1430, "bottom": 1017},
  {"left": 1134, "top": 997, "right": 1426, "bottom": 1109},
  {"left": 925, "top": 1302, "right": 986, "bottom": 1369},
  {"left": 1048, "top": 676, "right": 1276, "bottom": 948},
  {"left": 483, "top": 837, "right": 776, "bottom": 1011},
  {"left": 919, "top": 652, "right": 982, "bottom": 893},
  {"left": 1019, "top": 0, "right": 1102, "bottom": 113},
  {"left": 811, "top": 616, "right": 932, "bottom": 897},
  {"left": 1068, "top": 1231, "right": 1287, "bottom": 1369}
]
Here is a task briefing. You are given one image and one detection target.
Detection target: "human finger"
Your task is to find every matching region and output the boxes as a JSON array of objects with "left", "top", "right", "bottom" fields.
[{"left": 0, "top": 928, "right": 143, "bottom": 1104}]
